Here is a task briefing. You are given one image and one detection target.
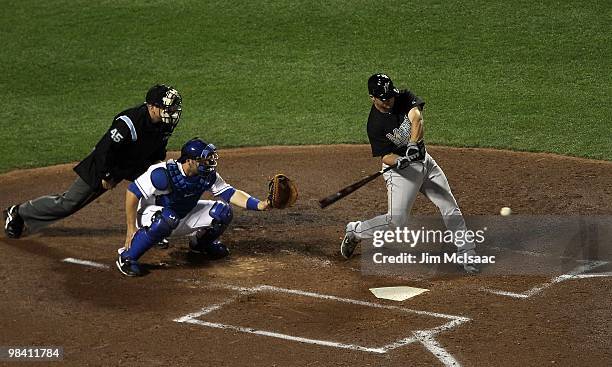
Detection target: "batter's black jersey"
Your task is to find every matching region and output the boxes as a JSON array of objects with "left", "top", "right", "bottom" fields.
[
  {"left": 74, "top": 103, "right": 170, "bottom": 189},
  {"left": 366, "top": 90, "right": 425, "bottom": 157}
]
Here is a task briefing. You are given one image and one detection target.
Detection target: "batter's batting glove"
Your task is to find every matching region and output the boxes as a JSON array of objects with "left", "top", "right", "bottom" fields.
[
  {"left": 395, "top": 156, "right": 411, "bottom": 170},
  {"left": 405, "top": 141, "right": 426, "bottom": 162}
]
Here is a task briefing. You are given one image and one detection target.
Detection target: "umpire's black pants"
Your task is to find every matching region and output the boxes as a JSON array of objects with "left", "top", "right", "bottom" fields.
[{"left": 17, "top": 176, "right": 106, "bottom": 233}]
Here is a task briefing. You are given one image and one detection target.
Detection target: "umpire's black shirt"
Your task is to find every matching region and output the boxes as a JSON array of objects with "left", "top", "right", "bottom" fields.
[
  {"left": 366, "top": 90, "right": 425, "bottom": 158},
  {"left": 74, "top": 104, "right": 169, "bottom": 189}
]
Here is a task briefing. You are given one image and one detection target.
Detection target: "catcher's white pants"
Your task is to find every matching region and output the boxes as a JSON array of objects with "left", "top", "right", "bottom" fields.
[
  {"left": 352, "top": 153, "right": 474, "bottom": 250},
  {"left": 137, "top": 200, "right": 219, "bottom": 238}
]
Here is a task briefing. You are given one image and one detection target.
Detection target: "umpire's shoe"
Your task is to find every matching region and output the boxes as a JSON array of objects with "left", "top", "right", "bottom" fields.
[
  {"left": 116, "top": 248, "right": 143, "bottom": 277},
  {"left": 3, "top": 205, "right": 24, "bottom": 239},
  {"left": 340, "top": 221, "right": 361, "bottom": 259}
]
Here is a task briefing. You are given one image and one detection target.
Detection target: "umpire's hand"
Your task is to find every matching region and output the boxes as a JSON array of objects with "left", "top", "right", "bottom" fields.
[{"left": 101, "top": 179, "right": 117, "bottom": 190}]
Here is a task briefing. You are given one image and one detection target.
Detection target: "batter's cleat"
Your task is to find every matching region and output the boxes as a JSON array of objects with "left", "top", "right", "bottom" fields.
[
  {"left": 3, "top": 205, "right": 24, "bottom": 239},
  {"left": 458, "top": 248, "right": 480, "bottom": 275},
  {"left": 340, "top": 222, "right": 360, "bottom": 259},
  {"left": 116, "top": 248, "right": 143, "bottom": 277},
  {"left": 463, "top": 263, "right": 480, "bottom": 274},
  {"left": 189, "top": 238, "right": 230, "bottom": 260}
]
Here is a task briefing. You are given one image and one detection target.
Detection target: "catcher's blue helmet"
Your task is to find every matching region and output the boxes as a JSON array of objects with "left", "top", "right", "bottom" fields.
[{"left": 179, "top": 138, "right": 218, "bottom": 174}]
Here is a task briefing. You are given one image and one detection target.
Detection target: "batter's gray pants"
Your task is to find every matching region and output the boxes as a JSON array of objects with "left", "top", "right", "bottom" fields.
[
  {"left": 17, "top": 176, "right": 105, "bottom": 233},
  {"left": 352, "top": 153, "right": 475, "bottom": 251}
]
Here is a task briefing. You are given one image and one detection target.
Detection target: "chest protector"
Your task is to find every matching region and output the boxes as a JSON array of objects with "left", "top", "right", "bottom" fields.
[{"left": 156, "top": 161, "right": 216, "bottom": 218}]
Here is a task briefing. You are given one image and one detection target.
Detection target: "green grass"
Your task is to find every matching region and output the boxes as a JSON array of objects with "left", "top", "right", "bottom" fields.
[{"left": 0, "top": 0, "right": 610, "bottom": 172}]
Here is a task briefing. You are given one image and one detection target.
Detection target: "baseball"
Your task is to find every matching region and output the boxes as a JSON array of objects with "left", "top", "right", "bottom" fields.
[{"left": 500, "top": 207, "right": 512, "bottom": 216}]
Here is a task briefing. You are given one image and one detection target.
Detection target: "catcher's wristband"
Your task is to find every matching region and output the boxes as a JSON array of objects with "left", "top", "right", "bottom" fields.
[{"left": 246, "top": 197, "right": 261, "bottom": 211}]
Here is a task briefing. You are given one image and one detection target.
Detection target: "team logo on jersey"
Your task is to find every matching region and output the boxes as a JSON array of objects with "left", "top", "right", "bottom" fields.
[{"left": 385, "top": 115, "right": 412, "bottom": 147}]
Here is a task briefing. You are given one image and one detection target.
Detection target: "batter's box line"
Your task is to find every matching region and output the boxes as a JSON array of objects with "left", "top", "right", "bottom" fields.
[
  {"left": 480, "top": 260, "right": 610, "bottom": 299},
  {"left": 173, "top": 281, "right": 470, "bottom": 366},
  {"left": 484, "top": 245, "right": 602, "bottom": 261}
]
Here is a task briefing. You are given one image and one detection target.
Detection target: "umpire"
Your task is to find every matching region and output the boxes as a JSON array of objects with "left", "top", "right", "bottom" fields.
[{"left": 3, "top": 84, "right": 183, "bottom": 238}]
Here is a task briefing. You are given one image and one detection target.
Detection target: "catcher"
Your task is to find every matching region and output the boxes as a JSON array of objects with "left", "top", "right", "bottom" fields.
[{"left": 117, "top": 137, "right": 297, "bottom": 277}]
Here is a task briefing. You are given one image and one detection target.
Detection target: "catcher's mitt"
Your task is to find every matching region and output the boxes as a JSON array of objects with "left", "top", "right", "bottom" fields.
[{"left": 268, "top": 174, "right": 298, "bottom": 209}]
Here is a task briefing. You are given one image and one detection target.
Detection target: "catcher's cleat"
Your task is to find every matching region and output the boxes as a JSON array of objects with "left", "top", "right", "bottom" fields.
[
  {"left": 340, "top": 222, "right": 361, "bottom": 259},
  {"left": 205, "top": 241, "right": 230, "bottom": 260},
  {"left": 189, "top": 238, "right": 230, "bottom": 260},
  {"left": 3, "top": 205, "right": 24, "bottom": 239},
  {"left": 188, "top": 236, "right": 205, "bottom": 254},
  {"left": 156, "top": 238, "right": 170, "bottom": 249},
  {"left": 116, "top": 248, "right": 143, "bottom": 277}
]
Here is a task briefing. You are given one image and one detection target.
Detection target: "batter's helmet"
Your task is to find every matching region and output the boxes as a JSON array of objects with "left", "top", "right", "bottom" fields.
[
  {"left": 146, "top": 84, "right": 182, "bottom": 131},
  {"left": 368, "top": 73, "right": 399, "bottom": 101},
  {"left": 179, "top": 138, "right": 218, "bottom": 175}
]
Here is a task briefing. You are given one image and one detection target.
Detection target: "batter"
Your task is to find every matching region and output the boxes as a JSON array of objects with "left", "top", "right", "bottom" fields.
[{"left": 340, "top": 73, "right": 479, "bottom": 274}]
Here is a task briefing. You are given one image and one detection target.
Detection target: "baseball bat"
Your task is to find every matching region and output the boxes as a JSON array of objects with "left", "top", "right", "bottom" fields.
[{"left": 318, "top": 165, "right": 395, "bottom": 208}]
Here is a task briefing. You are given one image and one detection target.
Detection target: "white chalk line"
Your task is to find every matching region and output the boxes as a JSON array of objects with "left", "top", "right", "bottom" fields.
[
  {"left": 482, "top": 289, "right": 529, "bottom": 299},
  {"left": 487, "top": 246, "right": 554, "bottom": 258},
  {"left": 481, "top": 260, "right": 609, "bottom": 299},
  {"left": 177, "top": 280, "right": 469, "bottom": 322},
  {"left": 426, "top": 318, "right": 471, "bottom": 336},
  {"left": 183, "top": 318, "right": 387, "bottom": 354},
  {"left": 379, "top": 318, "right": 467, "bottom": 353},
  {"left": 62, "top": 258, "right": 109, "bottom": 269},
  {"left": 173, "top": 285, "right": 263, "bottom": 323},
  {"left": 486, "top": 246, "right": 610, "bottom": 262},
  {"left": 414, "top": 331, "right": 462, "bottom": 367},
  {"left": 174, "top": 281, "right": 470, "bottom": 366},
  {"left": 173, "top": 299, "right": 237, "bottom": 323},
  {"left": 257, "top": 284, "right": 468, "bottom": 322},
  {"left": 564, "top": 272, "right": 612, "bottom": 279}
]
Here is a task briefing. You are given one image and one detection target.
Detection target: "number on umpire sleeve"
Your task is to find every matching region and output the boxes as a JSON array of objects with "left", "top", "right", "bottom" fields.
[{"left": 110, "top": 128, "right": 124, "bottom": 143}]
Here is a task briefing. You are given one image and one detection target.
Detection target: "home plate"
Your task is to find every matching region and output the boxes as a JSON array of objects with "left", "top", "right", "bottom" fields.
[{"left": 369, "top": 286, "right": 429, "bottom": 301}]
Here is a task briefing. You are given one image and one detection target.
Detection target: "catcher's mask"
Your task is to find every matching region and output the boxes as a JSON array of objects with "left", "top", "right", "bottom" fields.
[
  {"left": 180, "top": 138, "right": 218, "bottom": 175},
  {"left": 146, "top": 84, "right": 182, "bottom": 132}
]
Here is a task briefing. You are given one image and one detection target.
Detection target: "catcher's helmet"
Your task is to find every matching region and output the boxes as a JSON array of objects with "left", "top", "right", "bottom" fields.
[
  {"left": 146, "top": 84, "right": 182, "bottom": 131},
  {"left": 368, "top": 73, "right": 399, "bottom": 101},
  {"left": 179, "top": 138, "right": 218, "bottom": 175}
]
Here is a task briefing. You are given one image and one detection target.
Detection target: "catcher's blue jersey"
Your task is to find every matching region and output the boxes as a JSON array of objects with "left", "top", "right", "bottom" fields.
[{"left": 131, "top": 160, "right": 233, "bottom": 218}]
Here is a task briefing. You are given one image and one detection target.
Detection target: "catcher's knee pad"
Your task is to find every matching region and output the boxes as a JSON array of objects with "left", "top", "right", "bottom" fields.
[
  {"left": 192, "top": 222, "right": 229, "bottom": 247},
  {"left": 189, "top": 202, "right": 232, "bottom": 252},
  {"left": 209, "top": 201, "right": 233, "bottom": 225},
  {"left": 148, "top": 208, "right": 180, "bottom": 241}
]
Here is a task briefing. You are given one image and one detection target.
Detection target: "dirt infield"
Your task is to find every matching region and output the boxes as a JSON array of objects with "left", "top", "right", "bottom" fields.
[{"left": 1, "top": 145, "right": 611, "bottom": 366}]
